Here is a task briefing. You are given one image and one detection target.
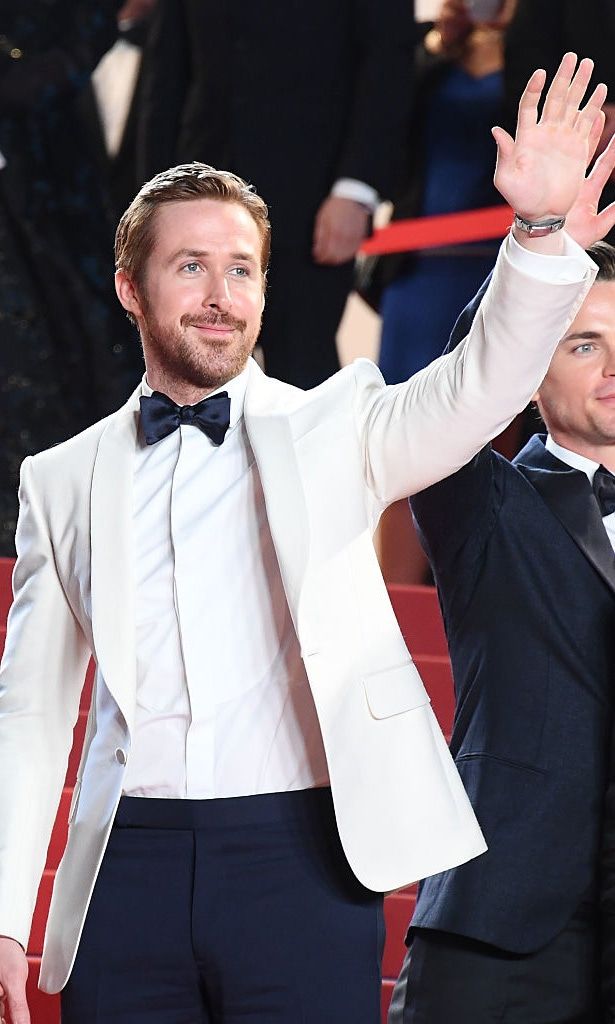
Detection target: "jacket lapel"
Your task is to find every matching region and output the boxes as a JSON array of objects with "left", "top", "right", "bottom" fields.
[
  {"left": 515, "top": 435, "right": 615, "bottom": 597},
  {"left": 243, "top": 360, "right": 310, "bottom": 623},
  {"left": 90, "top": 387, "right": 141, "bottom": 733}
]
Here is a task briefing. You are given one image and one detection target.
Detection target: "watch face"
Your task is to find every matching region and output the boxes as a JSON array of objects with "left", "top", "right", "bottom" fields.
[
  {"left": 463, "top": 0, "right": 504, "bottom": 20},
  {"left": 514, "top": 215, "right": 564, "bottom": 237}
]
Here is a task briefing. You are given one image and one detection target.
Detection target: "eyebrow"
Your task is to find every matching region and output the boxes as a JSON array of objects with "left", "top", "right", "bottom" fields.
[
  {"left": 561, "top": 330, "right": 603, "bottom": 343},
  {"left": 168, "top": 248, "right": 257, "bottom": 265}
]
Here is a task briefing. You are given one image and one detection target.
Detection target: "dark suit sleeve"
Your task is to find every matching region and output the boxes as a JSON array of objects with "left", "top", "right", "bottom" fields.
[
  {"left": 137, "top": 0, "right": 190, "bottom": 182},
  {"left": 601, "top": 733, "right": 615, "bottom": 1020},
  {"left": 334, "top": 0, "right": 416, "bottom": 197},
  {"left": 410, "top": 272, "right": 500, "bottom": 575}
]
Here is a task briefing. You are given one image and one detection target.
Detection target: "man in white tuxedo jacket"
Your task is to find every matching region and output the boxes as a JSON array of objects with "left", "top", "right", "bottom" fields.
[{"left": 0, "top": 54, "right": 607, "bottom": 1024}]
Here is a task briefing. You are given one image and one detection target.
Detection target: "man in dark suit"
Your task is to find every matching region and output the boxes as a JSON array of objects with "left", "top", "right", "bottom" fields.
[
  {"left": 135, "top": 0, "right": 416, "bottom": 388},
  {"left": 389, "top": 166, "right": 615, "bottom": 1019}
]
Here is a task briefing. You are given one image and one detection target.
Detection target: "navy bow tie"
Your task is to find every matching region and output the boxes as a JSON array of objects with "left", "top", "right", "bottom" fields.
[
  {"left": 139, "top": 390, "right": 231, "bottom": 446},
  {"left": 592, "top": 465, "right": 615, "bottom": 518}
]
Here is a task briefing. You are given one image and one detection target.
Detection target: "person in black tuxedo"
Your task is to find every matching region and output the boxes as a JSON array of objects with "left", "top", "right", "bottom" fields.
[
  {"left": 388, "top": 144, "right": 615, "bottom": 1023},
  {"left": 135, "top": 0, "right": 416, "bottom": 388}
]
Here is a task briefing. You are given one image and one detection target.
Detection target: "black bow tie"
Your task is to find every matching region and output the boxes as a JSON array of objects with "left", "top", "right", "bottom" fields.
[
  {"left": 139, "top": 390, "right": 231, "bottom": 446},
  {"left": 592, "top": 465, "right": 615, "bottom": 518}
]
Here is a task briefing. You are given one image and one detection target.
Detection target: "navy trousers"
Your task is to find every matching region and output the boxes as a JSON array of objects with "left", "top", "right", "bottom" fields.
[{"left": 61, "top": 788, "right": 384, "bottom": 1023}]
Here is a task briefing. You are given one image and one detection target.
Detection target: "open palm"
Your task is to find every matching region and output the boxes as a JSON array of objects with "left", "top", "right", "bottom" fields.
[{"left": 494, "top": 54, "right": 608, "bottom": 221}]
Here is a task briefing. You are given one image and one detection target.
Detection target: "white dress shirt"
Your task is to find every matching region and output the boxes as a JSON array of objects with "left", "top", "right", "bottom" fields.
[
  {"left": 122, "top": 366, "right": 329, "bottom": 798},
  {"left": 546, "top": 435, "right": 615, "bottom": 553}
]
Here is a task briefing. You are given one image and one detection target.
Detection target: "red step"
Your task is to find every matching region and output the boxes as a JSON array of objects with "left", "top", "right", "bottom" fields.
[
  {"left": 24, "top": 958, "right": 60, "bottom": 1024},
  {"left": 29, "top": 872, "right": 54, "bottom": 956},
  {"left": 388, "top": 583, "right": 447, "bottom": 658},
  {"left": 0, "top": 557, "right": 13, "bottom": 624}
]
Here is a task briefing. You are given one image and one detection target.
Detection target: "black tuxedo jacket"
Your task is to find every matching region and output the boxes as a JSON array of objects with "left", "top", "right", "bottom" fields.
[
  {"left": 136, "top": 0, "right": 415, "bottom": 244},
  {"left": 410, "top": 432, "right": 615, "bottom": 952}
]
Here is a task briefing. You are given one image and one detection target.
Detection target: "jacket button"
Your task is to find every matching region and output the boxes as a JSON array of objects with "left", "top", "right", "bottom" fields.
[{"left": 115, "top": 747, "right": 127, "bottom": 765}]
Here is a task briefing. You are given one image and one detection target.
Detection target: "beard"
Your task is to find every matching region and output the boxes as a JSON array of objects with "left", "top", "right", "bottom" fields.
[{"left": 139, "top": 305, "right": 261, "bottom": 392}]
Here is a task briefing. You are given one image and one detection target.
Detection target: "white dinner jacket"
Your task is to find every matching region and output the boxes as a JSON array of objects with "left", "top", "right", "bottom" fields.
[{"left": 0, "top": 235, "right": 596, "bottom": 992}]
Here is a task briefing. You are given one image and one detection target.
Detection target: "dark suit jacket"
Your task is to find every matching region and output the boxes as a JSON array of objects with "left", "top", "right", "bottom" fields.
[
  {"left": 136, "top": 0, "right": 416, "bottom": 244},
  {"left": 407, "top": 280, "right": 615, "bottom": 952},
  {"left": 410, "top": 431, "right": 615, "bottom": 953}
]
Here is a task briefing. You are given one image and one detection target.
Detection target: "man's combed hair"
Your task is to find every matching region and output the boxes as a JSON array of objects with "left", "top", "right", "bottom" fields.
[
  {"left": 115, "top": 162, "right": 271, "bottom": 287},
  {"left": 587, "top": 240, "right": 615, "bottom": 282}
]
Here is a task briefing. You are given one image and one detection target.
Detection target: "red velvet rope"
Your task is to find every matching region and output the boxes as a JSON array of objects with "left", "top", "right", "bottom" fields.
[{"left": 360, "top": 204, "right": 513, "bottom": 255}]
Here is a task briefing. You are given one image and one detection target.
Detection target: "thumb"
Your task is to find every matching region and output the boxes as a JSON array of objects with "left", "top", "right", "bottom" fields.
[
  {"left": 7, "top": 984, "right": 31, "bottom": 1024},
  {"left": 491, "top": 126, "right": 515, "bottom": 163}
]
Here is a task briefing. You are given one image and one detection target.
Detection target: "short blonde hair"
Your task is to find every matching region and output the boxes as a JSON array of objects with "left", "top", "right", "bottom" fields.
[{"left": 115, "top": 162, "right": 271, "bottom": 287}]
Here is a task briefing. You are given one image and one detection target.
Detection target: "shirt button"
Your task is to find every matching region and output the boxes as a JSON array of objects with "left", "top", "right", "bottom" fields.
[{"left": 115, "top": 748, "right": 127, "bottom": 765}]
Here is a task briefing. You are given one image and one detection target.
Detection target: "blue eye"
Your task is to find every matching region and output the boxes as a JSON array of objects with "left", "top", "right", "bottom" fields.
[
  {"left": 230, "top": 266, "right": 248, "bottom": 276},
  {"left": 183, "top": 262, "right": 200, "bottom": 273},
  {"left": 573, "top": 343, "right": 595, "bottom": 354}
]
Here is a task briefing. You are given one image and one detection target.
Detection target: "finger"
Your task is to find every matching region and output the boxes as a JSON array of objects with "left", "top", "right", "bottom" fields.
[
  {"left": 312, "top": 211, "right": 329, "bottom": 262},
  {"left": 562, "top": 56, "right": 595, "bottom": 124},
  {"left": 517, "top": 68, "right": 547, "bottom": 132},
  {"left": 7, "top": 988, "right": 30, "bottom": 1024},
  {"left": 586, "top": 110, "right": 606, "bottom": 165},
  {"left": 541, "top": 51, "right": 578, "bottom": 122},
  {"left": 313, "top": 228, "right": 332, "bottom": 263},
  {"left": 596, "top": 200, "right": 615, "bottom": 239},
  {"left": 590, "top": 130, "right": 615, "bottom": 186},
  {"left": 575, "top": 83, "right": 609, "bottom": 137},
  {"left": 491, "top": 125, "right": 515, "bottom": 162}
]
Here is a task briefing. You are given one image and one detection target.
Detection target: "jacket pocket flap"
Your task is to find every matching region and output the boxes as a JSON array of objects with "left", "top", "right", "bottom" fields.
[{"left": 363, "top": 662, "right": 430, "bottom": 719}]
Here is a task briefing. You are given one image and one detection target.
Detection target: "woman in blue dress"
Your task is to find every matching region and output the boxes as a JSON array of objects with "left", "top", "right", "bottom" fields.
[{"left": 377, "top": 0, "right": 516, "bottom": 384}]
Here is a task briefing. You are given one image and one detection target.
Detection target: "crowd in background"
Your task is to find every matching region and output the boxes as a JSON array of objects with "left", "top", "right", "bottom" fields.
[{"left": 1, "top": 0, "right": 614, "bottom": 556}]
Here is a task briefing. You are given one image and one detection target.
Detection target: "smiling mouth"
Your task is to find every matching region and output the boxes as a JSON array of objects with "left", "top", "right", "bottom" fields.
[
  {"left": 182, "top": 313, "right": 245, "bottom": 334},
  {"left": 191, "top": 323, "right": 234, "bottom": 332}
]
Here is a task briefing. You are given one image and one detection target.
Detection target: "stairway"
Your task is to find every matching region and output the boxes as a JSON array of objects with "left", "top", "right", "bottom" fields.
[{"left": 0, "top": 558, "right": 453, "bottom": 1022}]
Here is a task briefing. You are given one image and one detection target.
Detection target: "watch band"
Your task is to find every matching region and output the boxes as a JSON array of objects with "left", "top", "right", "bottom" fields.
[{"left": 513, "top": 214, "right": 566, "bottom": 237}]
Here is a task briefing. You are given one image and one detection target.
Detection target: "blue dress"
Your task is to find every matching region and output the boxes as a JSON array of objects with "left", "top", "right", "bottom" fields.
[{"left": 378, "top": 65, "right": 504, "bottom": 384}]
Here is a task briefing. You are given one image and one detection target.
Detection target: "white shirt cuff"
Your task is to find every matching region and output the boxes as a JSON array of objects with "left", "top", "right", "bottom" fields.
[
  {"left": 331, "top": 178, "right": 379, "bottom": 213},
  {"left": 505, "top": 229, "right": 596, "bottom": 284}
]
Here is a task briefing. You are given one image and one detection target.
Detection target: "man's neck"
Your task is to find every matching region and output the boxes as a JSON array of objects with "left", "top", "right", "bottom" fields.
[
  {"left": 144, "top": 365, "right": 246, "bottom": 406},
  {"left": 548, "top": 432, "right": 615, "bottom": 474}
]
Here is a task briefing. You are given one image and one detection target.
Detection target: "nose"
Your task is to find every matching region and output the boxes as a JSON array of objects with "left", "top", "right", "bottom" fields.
[{"left": 203, "top": 273, "right": 232, "bottom": 312}]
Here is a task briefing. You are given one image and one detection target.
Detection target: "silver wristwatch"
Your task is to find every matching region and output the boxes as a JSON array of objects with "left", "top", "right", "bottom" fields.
[{"left": 513, "top": 213, "right": 566, "bottom": 237}]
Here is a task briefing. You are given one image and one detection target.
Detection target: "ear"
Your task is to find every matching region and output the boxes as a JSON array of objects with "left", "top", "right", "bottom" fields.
[{"left": 115, "top": 270, "right": 144, "bottom": 320}]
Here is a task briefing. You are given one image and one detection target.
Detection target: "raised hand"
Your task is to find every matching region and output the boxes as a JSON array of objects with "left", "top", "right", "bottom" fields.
[
  {"left": 565, "top": 120, "right": 615, "bottom": 249},
  {"left": 493, "top": 53, "right": 608, "bottom": 223}
]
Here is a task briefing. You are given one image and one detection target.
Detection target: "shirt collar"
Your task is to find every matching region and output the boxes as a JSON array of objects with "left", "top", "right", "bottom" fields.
[
  {"left": 140, "top": 362, "right": 249, "bottom": 431},
  {"left": 545, "top": 434, "right": 600, "bottom": 484}
]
